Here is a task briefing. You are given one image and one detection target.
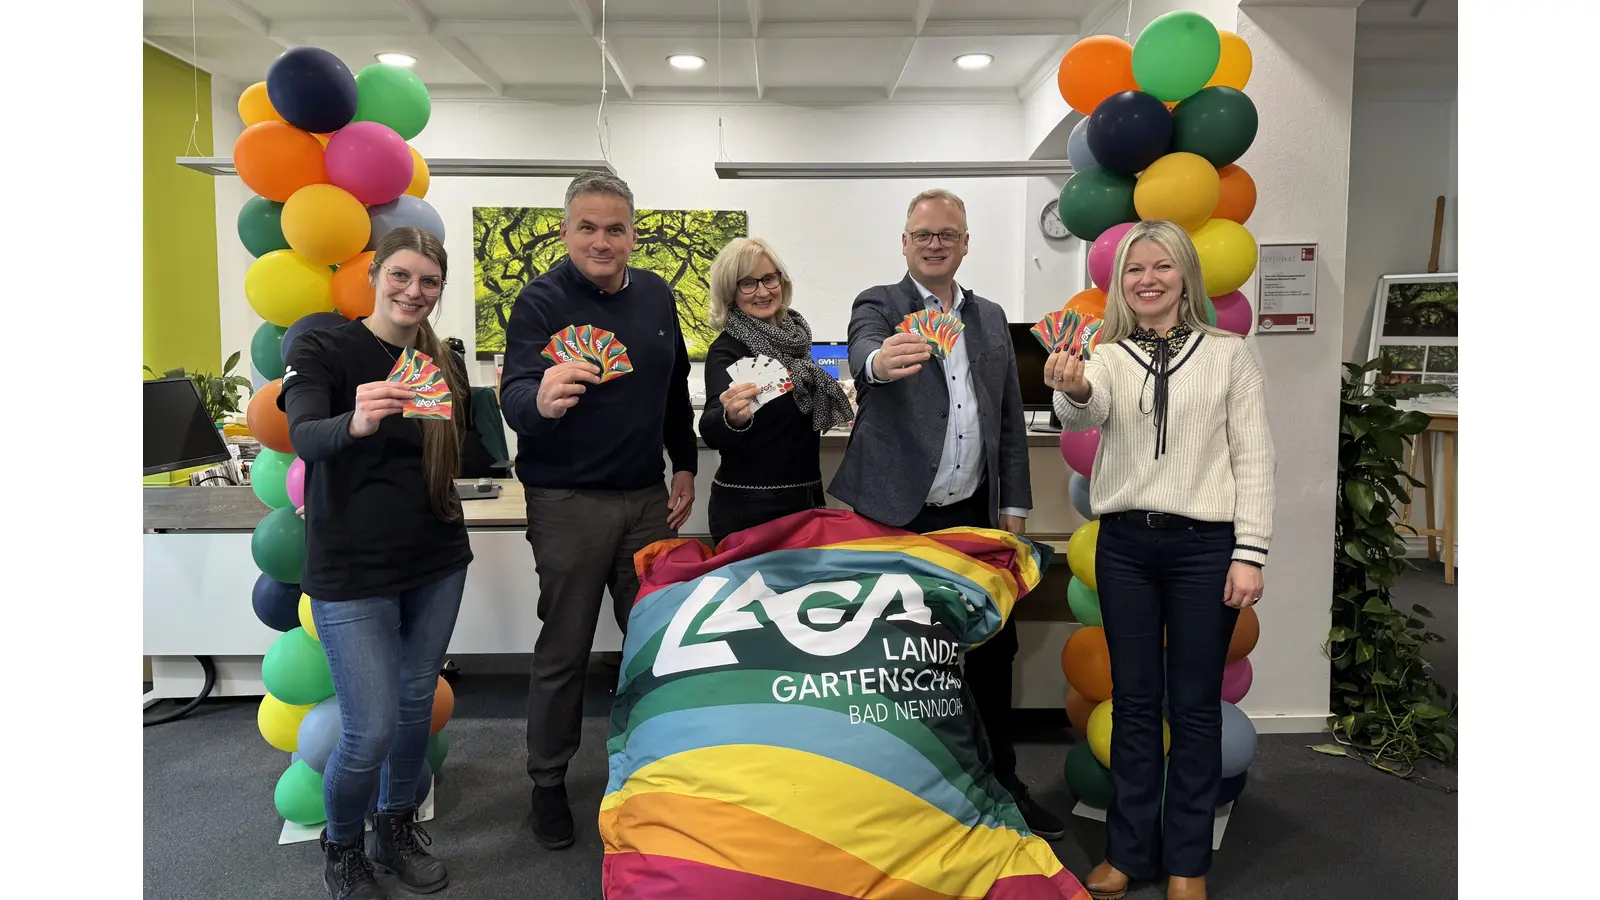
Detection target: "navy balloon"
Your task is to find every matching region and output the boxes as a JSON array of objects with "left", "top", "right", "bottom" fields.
[
  {"left": 266, "top": 47, "right": 359, "bottom": 135},
  {"left": 281, "top": 312, "right": 353, "bottom": 363},
  {"left": 1069, "top": 472, "right": 1097, "bottom": 521},
  {"left": 1067, "top": 116, "right": 1098, "bottom": 174},
  {"left": 1086, "top": 90, "right": 1174, "bottom": 176},
  {"left": 252, "top": 573, "right": 302, "bottom": 633},
  {"left": 366, "top": 196, "right": 447, "bottom": 250},
  {"left": 1216, "top": 770, "right": 1248, "bottom": 807}
]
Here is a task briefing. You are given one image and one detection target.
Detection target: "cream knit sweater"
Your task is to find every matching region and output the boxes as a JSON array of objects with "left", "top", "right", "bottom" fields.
[{"left": 1053, "top": 331, "right": 1276, "bottom": 566}]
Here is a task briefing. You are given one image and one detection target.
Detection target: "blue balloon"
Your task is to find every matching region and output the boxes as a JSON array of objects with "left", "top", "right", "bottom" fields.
[
  {"left": 1216, "top": 769, "right": 1247, "bottom": 807},
  {"left": 266, "top": 47, "right": 358, "bottom": 135},
  {"left": 1220, "top": 701, "right": 1258, "bottom": 779},
  {"left": 282, "top": 312, "right": 353, "bottom": 363},
  {"left": 1069, "top": 472, "right": 1097, "bottom": 521},
  {"left": 366, "top": 196, "right": 446, "bottom": 250},
  {"left": 252, "top": 573, "right": 301, "bottom": 633},
  {"left": 1067, "top": 116, "right": 1098, "bottom": 173},
  {"left": 1086, "top": 89, "right": 1173, "bottom": 175},
  {"left": 296, "top": 696, "right": 342, "bottom": 774}
]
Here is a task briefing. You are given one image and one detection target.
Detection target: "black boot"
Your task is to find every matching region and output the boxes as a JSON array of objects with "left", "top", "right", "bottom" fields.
[
  {"left": 370, "top": 808, "right": 449, "bottom": 894},
  {"left": 531, "top": 783, "right": 574, "bottom": 850},
  {"left": 1003, "top": 778, "right": 1067, "bottom": 841},
  {"left": 321, "top": 831, "right": 389, "bottom": 900}
]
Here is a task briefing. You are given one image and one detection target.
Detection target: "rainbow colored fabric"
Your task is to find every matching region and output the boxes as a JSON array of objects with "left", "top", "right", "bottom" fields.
[{"left": 601, "top": 509, "right": 1089, "bottom": 900}]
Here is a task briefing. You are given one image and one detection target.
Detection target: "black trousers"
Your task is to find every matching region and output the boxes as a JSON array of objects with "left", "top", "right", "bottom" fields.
[
  {"left": 707, "top": 482, "right": 827, "bottom": 547},
  {"left": 1095, "top": 511, "right": 1240, "bottom": 880},
  {"left": 903, "top": 487, "right": 1023, "bottom": 788}
]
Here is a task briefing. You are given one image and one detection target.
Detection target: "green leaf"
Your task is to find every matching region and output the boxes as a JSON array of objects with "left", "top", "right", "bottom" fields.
[
  {"left": 224, "top": 350, "right": 241, "bottom": 374},
  {"left": 1412, "top": 702, "right": 1449, "bottom": 720},
  {"left": 1356, "top": 641, "right": 1375, "bottom": 663},
  {"left": 1373, "top": 431, "right": 1405, "bottom": 459},
  {"left": 1309, "top": 744, "right": 1349, "bottom": 757},
  {"left": 1344, "top": 480, "right": 1377, "bottom": 519},
  {"left": 1343, "top": 539, "right": 1368, "bottom": 562},
  {"left": 1411, "top": 604, "right": 1434, "bottom": 618},
  {"left": 1370, "top": 671, "right": 1397, "bottom": 687},
  {"left": 1327, "top": 625, "right": 1358, "bottom": 643},
  {"left": 1432, "top": 733, "right": 1456, "bottom": 756},
  {"left": 1361, "top": 596, "right": 1392, "bottom": 615}
]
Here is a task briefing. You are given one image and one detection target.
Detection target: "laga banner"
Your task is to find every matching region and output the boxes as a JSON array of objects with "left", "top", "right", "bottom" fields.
[{"left": 601, "top": 510, "right": 1089, "bottom": 900}]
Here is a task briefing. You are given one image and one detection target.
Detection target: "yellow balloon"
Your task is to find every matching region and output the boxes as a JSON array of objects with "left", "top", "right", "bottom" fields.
[
  {"left": 258, "top": 692, "right": 315, "bottom": 752},
  {"left": 1191, "top": 218, "right": 1259, "bottom": 296},
  {"left": 299, "top": 593, "right": 319, "bottom": 642},
  {"left": 245, "top": 250, "right": 335, "bottom": 327},
  {"left": 406, "top": 146, "right": 430, "bottom": 199},
  {"left": 1087, "top": 699, "right": 1172, "bottom": 768},
  {"left": 1135, "top": 152, "right": 1221, "bottom": 233},
  {"left": 1067, "top": 519, "right": 1100, "bottom": 590},
  {"left": 1206, "top": 31, "right": 1253, "bottom": 91},
  {"left": 238, "top": 81, "right": 283, "bottom": 127},
  {"left": 313, "top": 133, "right": 332, "bottom": 147},
  {"left": 282, "top": 184, "right": 371, "bottom": 266}
]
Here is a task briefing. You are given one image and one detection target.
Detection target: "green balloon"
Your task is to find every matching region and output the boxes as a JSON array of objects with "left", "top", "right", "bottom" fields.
[
  {"left": 1060, "top": 167, "right": 1138, "bottom": 242},
  {"left": 1067, "top": 577, "right": 1102, "bottom": 628},
  {"left": 251, "top": 321, "right": 288, "bottom": 380},
  {"left": 427, "top": 730, "right": 450, "bottom": 773},
  {"left": 237, "top": 196, "right": 290, "bottom": 258},
  {"left": 352, "top": 64, "right": 431, "bottom": 142},
  {"left": 1132, "top": 11, "right": 1222, "bottom": 103},
  {"left": 1173, "top": 87, "right": 1259, "bottom": 168},
  {"left": 251, "top": 449, "right": 294, "bottom": 510},
  {"left": 262, "top": 627, "right": 334, "bottom": 706},
  {"left": 274, "top": 760, "right": 327, "bottom": 826},
  {"left": 252, "top": 505, "right": 306, "bottom": 584},
  {"left": 1064, "top": 741, "right": 1113, "bottom": 809},
  {"left": 1204, "top": 296, "right": 1218, "bottom": 327}
]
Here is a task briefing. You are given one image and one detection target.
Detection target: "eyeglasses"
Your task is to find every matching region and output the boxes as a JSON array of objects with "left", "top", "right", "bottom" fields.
[
  {"left": 383, "top": 266, "right": 444, "bottom": 296},
  {"left": 737, "top": 272, "right": 783, "bottom": 295},
  {"left": 908, "top": 230, "right": 964, "bottom": 246}
]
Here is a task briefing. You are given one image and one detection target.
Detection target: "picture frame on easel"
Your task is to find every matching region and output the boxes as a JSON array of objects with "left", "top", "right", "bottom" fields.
[{"left": 1365, "top": 272, "right": 1458, "bottom": 415}]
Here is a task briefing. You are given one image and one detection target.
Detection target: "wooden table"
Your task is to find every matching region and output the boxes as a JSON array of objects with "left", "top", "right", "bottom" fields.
[{"left": 1400, "top": 412, "right": 1457, "bottom": 584}]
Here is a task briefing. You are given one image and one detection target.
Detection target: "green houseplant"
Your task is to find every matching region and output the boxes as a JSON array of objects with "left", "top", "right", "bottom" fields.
[
  {"left": 144, "top": 351, "right": 254, "bottom": 425},
  {"left": 1318, "top": 358, "right": 1457, "bottom": 778}
]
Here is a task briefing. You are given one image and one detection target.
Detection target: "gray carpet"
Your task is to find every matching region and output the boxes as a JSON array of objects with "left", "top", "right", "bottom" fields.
[{"left": 145, "top": 564, "right": 1458, "bottom": 900}]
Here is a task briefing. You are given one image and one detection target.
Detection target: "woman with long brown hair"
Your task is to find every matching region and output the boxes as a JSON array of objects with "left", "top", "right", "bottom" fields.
[{"left": 279, "top": 226, "right": 473, "bottom": 900}]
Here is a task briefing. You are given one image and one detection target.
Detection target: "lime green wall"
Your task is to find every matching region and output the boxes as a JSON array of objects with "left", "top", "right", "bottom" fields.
[{"left": 144, "top": 44, "right": 221, "bottom": 377}]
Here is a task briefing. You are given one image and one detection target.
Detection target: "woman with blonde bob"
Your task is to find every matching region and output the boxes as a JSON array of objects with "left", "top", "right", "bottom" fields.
[
  {"left": 1046, "top": 220, "right": 1275, "bottom": 900},
  {"left": 699, "top": 237, "right": 854, "bottom": 546}
]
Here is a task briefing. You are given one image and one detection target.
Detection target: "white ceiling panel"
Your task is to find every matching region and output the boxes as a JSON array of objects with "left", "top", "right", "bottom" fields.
[
  {"left": 901, "top": 35, "right": 1066, "bottom": 89},
  {"left": 415, "top": 0, "right": 578, "bottom": 17},
  {"left": 758, "top": 37, "right": 908, "bottom": 87},
  {"left": 762, "top": 0, "right": 925, "bottom": 23},
  {"left": 930, "top": 0, "right": 1094, "bottom": 21},
  {"left": 458, "top": 35, "right": 608, "bottom": 86},
  {"left": 611, "top": 37, "right": 759, "bottom": 89}
]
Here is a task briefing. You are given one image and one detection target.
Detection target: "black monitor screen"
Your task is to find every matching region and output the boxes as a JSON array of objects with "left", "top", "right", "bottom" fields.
[
  {"left": 145, "top": 377, "right": 232, "bottom": 476},
  {"left": 811, "top": 342, "right": 849, "bottom": 380},
  {"left": 1009, "top": 323, "right": 1055, "bottom": 411}
]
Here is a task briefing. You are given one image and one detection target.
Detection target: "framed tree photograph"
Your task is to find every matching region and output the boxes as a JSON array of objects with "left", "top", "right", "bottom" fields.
[{"left": 1366, "top": 273, "right": 1458, "bottom": 414}]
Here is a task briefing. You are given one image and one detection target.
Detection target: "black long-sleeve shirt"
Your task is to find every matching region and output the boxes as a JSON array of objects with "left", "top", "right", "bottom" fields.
[
  {"left": 699, "top": 332, "right": 823, "bottom": 487},
  {"left": 499, "top": 258, "right": 697, "bottom": 490},
  {"left": 277, "top": 319, "right": 473, "bottom": 600}
]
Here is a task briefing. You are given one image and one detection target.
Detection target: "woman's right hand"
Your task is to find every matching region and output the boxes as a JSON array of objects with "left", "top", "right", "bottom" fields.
[
  {"left": 721, "top": 381, "right": 762, "bottom": 428},
  {"left": 1045, "top": 351, "right": 1092, "bottom": 402},
  {"left": 348, "top": 381, "right": 416, "bottom": 438}
]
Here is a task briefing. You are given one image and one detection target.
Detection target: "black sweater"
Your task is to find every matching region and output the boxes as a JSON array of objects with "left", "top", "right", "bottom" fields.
[
  {"left": 499, "top": 258, "right": 697, "bottom": 490},
  {"left": 277, "top": 320, "right": 473, "bottom": 601},
  {"left": 699, "top": 332, "right": 823, "bottom": 487}
]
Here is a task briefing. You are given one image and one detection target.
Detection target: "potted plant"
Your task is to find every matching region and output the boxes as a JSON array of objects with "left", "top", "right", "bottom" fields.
[{"left": 144, "top": 351, "right": 254, "bottom": 427}]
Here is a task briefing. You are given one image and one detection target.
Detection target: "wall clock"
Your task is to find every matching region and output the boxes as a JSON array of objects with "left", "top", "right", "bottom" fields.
[{"left": 1039, "top": 198, "right": 1069, "bottom": 240}]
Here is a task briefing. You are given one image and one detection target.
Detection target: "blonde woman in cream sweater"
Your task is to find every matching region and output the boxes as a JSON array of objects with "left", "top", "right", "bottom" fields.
[{"left": 1046, "top": 220, "right": 1275, "bottom": 900}]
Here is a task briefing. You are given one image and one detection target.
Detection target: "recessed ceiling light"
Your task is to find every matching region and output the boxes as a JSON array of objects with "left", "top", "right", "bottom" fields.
[
  {"left": 954, "top": 53, "right": 993, "bottom": 70},
  {"left": 667, "top": 54, "right": 706, "bottom": 71},
  {"left": 376, "top": 53, "right": 416, "bottom": 68}
]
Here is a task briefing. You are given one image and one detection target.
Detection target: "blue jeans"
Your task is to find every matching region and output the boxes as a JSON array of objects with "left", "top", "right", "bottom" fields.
[{"left": 310, "top": 566, "right": 468, "bottom": 844}]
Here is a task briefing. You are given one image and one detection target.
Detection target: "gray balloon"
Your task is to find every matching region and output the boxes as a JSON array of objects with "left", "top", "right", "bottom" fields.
[
  {"left": 1067, "top": 116, "right": 1098, "bottom": 173},
  {"left": 367, "top": 196, "right": 446, "bottom": 249},
  {"left": 295, "top": 696, "right": 342, "bottom": 774},
  {"left": 1219, "top": 701, "right": 1257, "bottom": 778},
  {"left": 1069, "top": 472, "right": 1097, "bottom": 521}
]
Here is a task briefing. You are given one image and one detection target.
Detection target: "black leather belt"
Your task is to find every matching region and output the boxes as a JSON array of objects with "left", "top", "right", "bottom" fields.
[{"left": 1105, "top": 510, "right": 1213, "bottom": 530}]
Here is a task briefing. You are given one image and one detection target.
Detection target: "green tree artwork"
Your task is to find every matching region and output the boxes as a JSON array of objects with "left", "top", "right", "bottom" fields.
[{"left": 473, "top": 206, "right": 749, "bottom": 361}]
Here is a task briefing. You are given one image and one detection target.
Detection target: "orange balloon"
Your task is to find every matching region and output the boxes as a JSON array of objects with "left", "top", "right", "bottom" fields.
[
  {"left": 1061, "top": 626, "right": 1113, "bottom": 702},
  {"left": 405, "top": 147, "right": 430, "bottom": 199},
  {"left": 430, "top": 677, "right": 454, "bottom": 735},
  {"left": 332, "top": 251, "right": 377, "bottom": 319},
  {"left": 1057, "top": 35, "right": 1138, "bottom": 116},
  {"left": 1065, "top": 686, "right": 1098, "bottom": 738},
  {"left": 246, "top": 380, "right": 294, "bottom": 454},
  {"left": 1065, "top": 287, "right": 1107, "bottom": 319},
  {"left": 234, "top": 121, "right": 328, "bottom": 203},
  {"left": 1213, "top": 165, "right": 1257, "bottom": 224},
  {"left": 1228, "top": 606, "right": 1260, "bottom": 663}
]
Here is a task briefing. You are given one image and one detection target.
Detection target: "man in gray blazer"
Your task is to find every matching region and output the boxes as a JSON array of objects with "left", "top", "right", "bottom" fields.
[{"left": 828, "top": 188, "right": 1063, "bottom": 840}]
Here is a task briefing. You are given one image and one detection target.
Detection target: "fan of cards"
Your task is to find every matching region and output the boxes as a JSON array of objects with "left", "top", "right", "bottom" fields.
[
  {"left": 726, "top": 354, "right": 795, "bottom": 413},
  {"left": 541, "top": 325, "right": 633, "bottom": 383},
  {"left": 1031, "top": 309, "right": 1105, "bottom": 359},
  {"left": 895, "top": 308, "right": 964, "bottom": 360},
  {"left": 387, "top": 348, "right": 453, "bottom": 420}
]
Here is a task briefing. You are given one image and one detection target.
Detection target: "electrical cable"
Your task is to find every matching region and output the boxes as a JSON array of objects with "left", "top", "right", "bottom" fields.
[{"left": 143, "top": 655, "right": 218, "bottom": 726}]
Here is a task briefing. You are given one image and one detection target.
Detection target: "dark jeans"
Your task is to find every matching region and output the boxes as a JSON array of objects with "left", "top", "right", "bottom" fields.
[
  {"left": 523, "top": 483, "right": 673, "bottom": 787},
  {"left": 1095, "top": 511, "right": 1240, "bottom": 880},
  {"left": 310, "top": 566, "right": 468, "bottom": 844},
  {"left": 707, "top": 481, "right": 827, "bottom": 546}
]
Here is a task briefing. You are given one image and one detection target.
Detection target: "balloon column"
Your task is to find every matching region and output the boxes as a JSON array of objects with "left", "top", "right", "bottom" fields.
[
  {"left": 1058, "top": 14, "right": 1261, "bottom": 338},
  {"left": 235, "top": 46, "right": 451, "bottom": 832}
]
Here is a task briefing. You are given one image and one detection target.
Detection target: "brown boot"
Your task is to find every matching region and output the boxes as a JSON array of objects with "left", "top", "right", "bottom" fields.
[
  {"left": 1167, "top": 875, "right": 1207, "bottom": 900},
  {"left": 1084, "top": 861, "right": 1130, "bottom": 900}
]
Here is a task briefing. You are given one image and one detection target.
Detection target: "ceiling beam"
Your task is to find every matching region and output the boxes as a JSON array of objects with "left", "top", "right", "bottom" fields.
[
  {"left": 392, "top": 0, "right": 504, "bottom": 97},
  {"left": 220, "top": 0, "right": 295, "bottom": 49},
  {"left": 567, "top": 0, "right": 634, "bottom": 99},
  {"left": 887, "top": 0, "right": 937, "bottom": 100}
]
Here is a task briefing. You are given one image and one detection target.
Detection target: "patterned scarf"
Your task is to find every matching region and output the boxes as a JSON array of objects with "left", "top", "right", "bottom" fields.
[{"left": 720, "top": 308, "right": 855, "bottom": 433}]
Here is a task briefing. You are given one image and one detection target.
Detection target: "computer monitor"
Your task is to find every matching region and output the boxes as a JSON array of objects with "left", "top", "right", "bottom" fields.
[
  {"left": 1009, "top": 323, "right": 1056, "bottom": 411},
  {"left": 811, "top": 342, "right": 850, "bottom": 380},
  {"left": 145, "top": 377, "right": 233, "bottom": 476}
]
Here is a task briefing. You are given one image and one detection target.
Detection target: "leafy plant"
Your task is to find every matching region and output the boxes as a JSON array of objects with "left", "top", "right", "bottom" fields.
[
  {"left": 144, "top": 351, "right": 253, "bottom": 424},
  {"left": 1314, "top": 358, "right": 1457, "bottom": 780}
]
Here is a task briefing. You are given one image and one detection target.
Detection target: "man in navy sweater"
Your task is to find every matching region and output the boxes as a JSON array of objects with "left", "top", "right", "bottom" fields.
[{"left": 498, "top": 171, "right": 698, "bottom": 850}]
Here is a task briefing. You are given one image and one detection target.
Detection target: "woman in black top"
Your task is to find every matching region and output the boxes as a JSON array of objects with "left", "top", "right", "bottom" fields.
[
  {"left": 279, "top": 227, "right": 472, "bottom": 900},
  {"left": 700, "top": 237, "right": 855, "bottom": 546}
]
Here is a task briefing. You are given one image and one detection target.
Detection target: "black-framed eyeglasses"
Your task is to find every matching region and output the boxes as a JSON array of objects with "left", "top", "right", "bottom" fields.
[
  {"left": 383, "top": 266, "right": 444, "bottom": 296},
  {"left": 908, "top": 230, "right": 964, "bottom": 246},
  {"left": 738, "top": 272, "right": 783, "bottom": 294}
]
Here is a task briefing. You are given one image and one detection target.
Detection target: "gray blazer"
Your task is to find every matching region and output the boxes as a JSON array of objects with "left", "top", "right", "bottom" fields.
[{"left": 827, "top": 274, "right": 1032, "bottom": 528}]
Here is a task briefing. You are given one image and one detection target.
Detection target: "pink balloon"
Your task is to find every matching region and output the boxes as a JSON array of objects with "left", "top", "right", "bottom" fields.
[
  {"left": 1221, "top": 656, "right": 1253, "bottom": 704},
  {"left": 286, "top": 457, "right": 306, "bottom": 510},
  {"left": 325, "top": 122, "right": 413, "bottom": 206},
  {"left": 1211, "top": 291, "right": 1253, "bottom": 336},
  {"left": 1060, "top": 427, "right": 1100, "bottom": 478},
  {"left": 1087, "top": 222, "right": 1136, "bottom": 291}
]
